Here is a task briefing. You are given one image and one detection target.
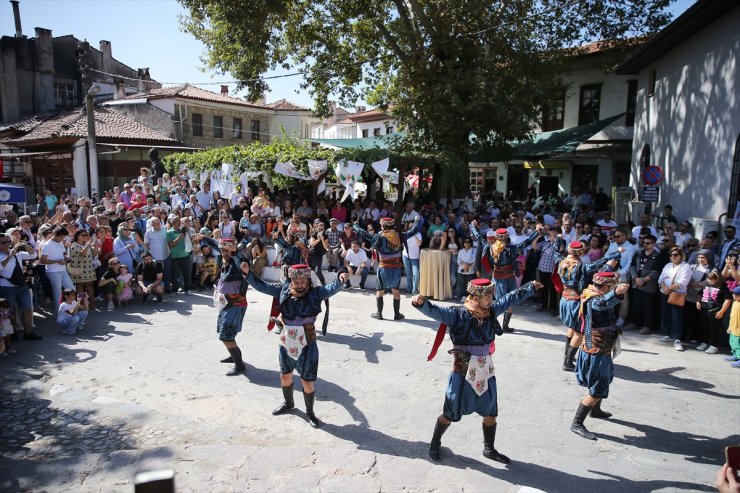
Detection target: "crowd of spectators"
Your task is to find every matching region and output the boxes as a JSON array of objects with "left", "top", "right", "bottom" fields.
[{"left": 0, "top": 168, "right": 737, "bottom": 364}]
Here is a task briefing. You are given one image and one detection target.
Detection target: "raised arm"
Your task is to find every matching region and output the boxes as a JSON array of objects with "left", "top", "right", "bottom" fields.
[
  {"left": 353, "top": 223, "right": 375, "bottom": 242},
  {"left": 588, "top": 289, "right": 623, "bottom": 311},
  {"left": 313, "top": 276, "right": 344, "bottom": 300},
  {"left": 245, "top": 271, "right": 283, "bottom": 297},
  {"left": 401, "top": 218, "right": 421, "bottom": 240},
  {"left": 490, "top": 282, "right": 537, "bottom": 317},
  {"left": 414, "top": 298, "right": 459, "bottom": 326},
  {"left": 512, "top": 230, "right": 540, "bottom": 254},
  {"left": 583, "top": 249, "right": 620, "bottom": 274},
  {"left": 552, "top": 236, "right": 566, "bottom": 264}
]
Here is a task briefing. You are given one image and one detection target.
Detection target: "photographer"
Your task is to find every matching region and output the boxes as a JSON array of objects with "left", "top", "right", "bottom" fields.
[
  {"left": 0, "top": 234, "right": 41, "bottom": 340},
  {"left": 57, "top": 288, "right": 89, "bottom": 335},
  {"left": 722, "top": 249, "right": 740, "bottom": 284},
  {"left": 166, "top": 215, "right": 193, "bottom": 295}
]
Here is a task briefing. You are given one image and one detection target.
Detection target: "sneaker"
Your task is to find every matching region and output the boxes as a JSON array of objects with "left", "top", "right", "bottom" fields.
[
  {"left": 639, "top": 327, "right": 651, "bottom": 335},
  {"left": 659, "top": 335, "right": 672, "bottom": 342},
  {"left": 696, "top": 343, "right": 708, "bottom": 352},
  {"left": 674, "top": 340, "right": 684, "bottom": 351},
  {"left": 107, "top": 301, "right": 114, "bottom": 311},
  {"left": 615, "top": 318, "right": 625, "bottom": 327},
  {"left": 23, "top": 332, "right": 43, "bottom": 341},
  {"left": 724, "top": 356, "right": 739, "bottom": 362},
  {"left": 705, "top": 346, "right": 718, "bottom": 354}
]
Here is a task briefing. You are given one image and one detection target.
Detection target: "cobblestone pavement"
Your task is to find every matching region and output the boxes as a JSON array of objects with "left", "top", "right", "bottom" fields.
[{"left": 0, "top": 288, "right": 738, "bottom": 492}]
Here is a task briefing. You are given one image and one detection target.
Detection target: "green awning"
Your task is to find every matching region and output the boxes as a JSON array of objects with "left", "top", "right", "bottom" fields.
[
  {"left": 308, "top": 134, "right": 399, "bottom": 150},
  {"left": 510, "top": 113, "right": 624, "bottom": 158}
]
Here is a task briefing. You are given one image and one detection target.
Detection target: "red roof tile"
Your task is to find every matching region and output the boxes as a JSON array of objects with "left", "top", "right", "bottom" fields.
[
  {"left": 118, "top": 84, "right": 270, "bottom": 109},
  {"left": 263, "top": 99, "right": 311, "bottom": 111},
  {"left": 4, "top": 106, "right": 176, "bottom": 145}
]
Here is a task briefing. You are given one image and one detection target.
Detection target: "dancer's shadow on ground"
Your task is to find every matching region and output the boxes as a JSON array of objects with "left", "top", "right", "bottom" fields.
[
  {"left": 502, "top": 461, "right": 714, "bottom": 493},
  {"left": 320, "top": 332, "right": 392, "bottom": 363},
  {"left": 601, "top": 418, "right": 737, "bottom": 466},
  {"left": 510, "top": 327, "right": 564, "bottom": 343},
  {"left": 400, "top": 318, "right": 440, "bottom": 330},
  {"left": 240, "top": 366, "right": 369, "bottom": 426},
  {"left": 614, "top": 364, "right": 740, "bottom": 400}
]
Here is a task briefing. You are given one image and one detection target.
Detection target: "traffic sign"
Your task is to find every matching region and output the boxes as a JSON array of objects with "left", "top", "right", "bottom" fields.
[
  {"left": 643, "top": 165, "right": 663, "bottom": 185},
  {"left": 642, "top": 186, "right": 660, "bottom": 202}
]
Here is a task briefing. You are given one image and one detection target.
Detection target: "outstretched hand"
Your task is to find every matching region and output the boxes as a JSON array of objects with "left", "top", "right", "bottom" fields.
[
  {"left": 338, "top": 272, "right": 349, "bottom": 284},
  {"left": 615, "top": 283, "right": 629, "bottom": 295},
  {"left": 411, "top": 294, "right": 426, "bottom": 307},
  {"left": 714, "top": 463, "right": 739, "bottom": 493},
  {"left": 240, "top": 262, "right": 250, "bottom": 276},
  {"left": 531, "top": 280, "right": 544, "bottom": 289}
]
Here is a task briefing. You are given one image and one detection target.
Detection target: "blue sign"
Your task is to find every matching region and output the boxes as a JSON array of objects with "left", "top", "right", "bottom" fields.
[
  {"left": 642, "top": 186, "right": 660, "bottom": 202},
  {"left": 0, "top": 184, "right": 26, "bottom": 203}
]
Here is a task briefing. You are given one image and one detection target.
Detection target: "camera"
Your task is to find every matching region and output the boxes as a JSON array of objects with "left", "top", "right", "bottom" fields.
[{"left": 180, "top": 226, "right": 188, "bottom": 234}]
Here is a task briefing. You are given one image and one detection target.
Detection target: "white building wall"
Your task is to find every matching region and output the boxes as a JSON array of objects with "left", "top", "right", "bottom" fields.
[
  {"left": 629, "top": 9, "right": 740, "bottom": 223},
  {"left": 355, "top": 118, "right": 395, "bottom": 138},
  {"left": 560, "top": 68, "right": 635, "bottom": 129},
  {"left": 273, "top": 113, "right": 321, "bottom": 139}
]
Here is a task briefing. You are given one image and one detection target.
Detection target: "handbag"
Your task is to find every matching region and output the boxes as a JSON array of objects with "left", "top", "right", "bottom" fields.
[
  {"left": 1, "top": 255, "right": 27, "bottom": 287},
  {"left": 666, "top": 264, "right": 687, "bottom": 306}
]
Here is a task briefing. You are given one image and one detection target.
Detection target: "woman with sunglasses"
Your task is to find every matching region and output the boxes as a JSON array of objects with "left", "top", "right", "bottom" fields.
[
  {"left": 456, "top": 237, "right": 477, "bottom": 300},
  {"left": 98, "top": 257, "right": 122, "bottom": 311},
  {"left": 658, "top": 247, "right": 692, "bottom": 351}
]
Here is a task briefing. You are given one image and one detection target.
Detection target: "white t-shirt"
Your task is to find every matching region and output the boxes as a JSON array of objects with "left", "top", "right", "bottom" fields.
[
  {"left": 402, "top": 232, "right": 422, "bottom": 260},
  {"left": 58, "top": 300, "right": 78, "bottom": 322},
  {"left": 42, "top": 240, "right": 68, "bottom": 273},
  {"left": 345, "top": 249, "right": 369, "bottom": 267},
  {"left": 144, "top": 228, "right": 169, "bottom": 261},
  {"left": 0, "top": 250, "right": 36, "bottom": 287},
  {"left": 596, "top": 219, "right": 618, "bottom": 232}
]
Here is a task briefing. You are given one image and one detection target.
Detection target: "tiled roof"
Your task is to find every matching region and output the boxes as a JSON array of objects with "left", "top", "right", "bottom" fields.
[
  {"left": 0, "top": 115, "right": 48, "bottom": 133},
  {"left": 263, "top": 99, "right": 311, "bottom": 111},
  {"left": 117, "top": 84, "right": 270, "bottom": 109},
  {"left": 337, "top": 109, "right": 391, "bottom": 124},
  {"left": 4, "top": 106, "right": 176, "bottom": 145}
]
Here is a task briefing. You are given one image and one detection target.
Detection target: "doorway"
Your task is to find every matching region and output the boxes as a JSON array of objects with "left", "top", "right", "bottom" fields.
[{"left": 539, "top": 177, "right": 559, "bottom": 199}]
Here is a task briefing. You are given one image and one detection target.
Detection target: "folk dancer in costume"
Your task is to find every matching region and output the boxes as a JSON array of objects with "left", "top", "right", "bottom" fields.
[
  {"left": 553, "top": 238, "right": 622, "bottom": 371},
  {"left": 354, "top": 217, "right": 420, "bottom": 321},
  {"left": 570, "top": 271, "right": 629, "bottom": 440},
  {"left": 470, "top": 221, "right": 542, "bottom": 333},
  {"left": 272, "top": 217, "right": 308, "bottom": 280},
  {"left": 213, "top": 238, "right": 250, "bottom": 376},
  {"left": 412, "top": 278, "right": 542, "bottom": 463},
  {"left": 241, "top": 262, "right": 349, "bottom": 428}
]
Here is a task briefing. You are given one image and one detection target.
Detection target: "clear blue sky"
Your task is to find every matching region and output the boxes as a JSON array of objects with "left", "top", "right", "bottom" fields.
[{"left": 0, "top": 0, "right": 696, "bottom": 110}]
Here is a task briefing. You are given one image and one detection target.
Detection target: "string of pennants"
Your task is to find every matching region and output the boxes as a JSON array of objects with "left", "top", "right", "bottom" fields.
[{"left": 187, "top": 158, "right": 409, "bottom": 203}]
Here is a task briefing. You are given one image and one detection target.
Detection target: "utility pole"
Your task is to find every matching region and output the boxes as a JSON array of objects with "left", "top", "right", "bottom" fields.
[{"left": 77, "top": 41, "right": 99, "bottom": 197}]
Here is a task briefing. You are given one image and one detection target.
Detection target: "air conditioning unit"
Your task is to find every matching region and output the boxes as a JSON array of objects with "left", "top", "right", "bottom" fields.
[{"left": 688, "top": 217, "right": 720, "bottom": 240}]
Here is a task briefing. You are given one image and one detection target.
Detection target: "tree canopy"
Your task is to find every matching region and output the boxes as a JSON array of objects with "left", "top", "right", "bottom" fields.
[{"left": 179, "top": 0, "right": 670, "bottom": 162}]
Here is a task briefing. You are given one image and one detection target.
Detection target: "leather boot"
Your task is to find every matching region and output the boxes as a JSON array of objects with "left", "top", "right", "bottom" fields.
[
  {"left": 393, "top": 298, "right": 404, "bottom": 320},
  {"left": 428, "top": 418, "right": 450, "bottom": 461},
  {"left": 303, "top": 391, "right": 320, "bottom": 428},
  {"left": 482, "top": 423, "right": 511, "bottom": 464},
  {"left": 562, "top": 346, "right": 577, "bottom": 372},
  {"left": 590, "top": 401, "right": 612, "bottom": 419},
  {"left": 220, "top": 346, "right": 241, "bottom": 364},
  {"left": 571, "top": 403, "right": 597, "bottom": 440},
  {"left": 371, "top": 297, "right": 384, "bottom": 320},
  {"left": 502, "top": 312, "right": 514, "bottom": 333},
  {"left": 564, "top": 336, "right": 572, "bottom": 357},
  {"left": 225, "top": 347, "right": 246, "bottom": 376},
  {"left": 272, "top": 385, "right": 294, "bottom": 415}
]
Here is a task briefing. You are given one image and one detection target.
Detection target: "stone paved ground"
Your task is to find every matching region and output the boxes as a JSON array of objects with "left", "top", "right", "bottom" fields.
[{"left": 0, "top": 287, "right": 738, "bottom": 492}]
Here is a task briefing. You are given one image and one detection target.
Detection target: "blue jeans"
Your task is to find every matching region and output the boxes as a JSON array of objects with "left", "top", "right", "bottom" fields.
[
  {"left": 46, "top": 270, "right": 75, "bottom": 306},
  {"left": 348, "top": 265, "right": 369, "bottom": 287},
  {"left": 660, "top": 293, "right": 684, "bottom": 340},
  {"left": 58, "top": 310, "right": 88, "bottom": 334},
  {"left": 402, "top": 256, "right": 420, "bottom": 294}
]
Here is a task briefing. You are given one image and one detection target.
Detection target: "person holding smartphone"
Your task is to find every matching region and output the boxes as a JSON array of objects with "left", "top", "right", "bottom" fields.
[{"left": 57, "top": 288, "right": 88, "bottom": 335}]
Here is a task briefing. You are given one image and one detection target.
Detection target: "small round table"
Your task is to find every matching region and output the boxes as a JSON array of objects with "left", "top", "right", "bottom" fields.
[{"left": 419, "top": 249, "right": 452, "bottom": 300}]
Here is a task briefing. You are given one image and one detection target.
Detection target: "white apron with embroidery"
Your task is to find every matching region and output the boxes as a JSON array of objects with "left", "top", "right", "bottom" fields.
[
  {"left": 279, "top": 325, "right": 307, "bottom": 361},
  {"left": 466, "top": 354, "right": 496, "bottom": 396}
]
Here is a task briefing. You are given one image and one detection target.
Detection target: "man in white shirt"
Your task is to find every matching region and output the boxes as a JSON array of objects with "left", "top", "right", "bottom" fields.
[
  {"left": 402, "top": 220, "right": 422, "bottom": 294},
  {"left": 675, "top": 221, "right": 694, "bottom": 248},
  {"left": 40, "top": 227, "right": 75, "bottom": 309},
  {"left": 0, "top": 235, "right": 40, "bottom": 340},
  {"left": 344, "top": 241, "right": 370, "bottom": 289},
  {"left": 604, "top": 227, "right": 637, "bottom": 326},
  {"left": 596, "top": 211, "right": 618, "bottom": 233},
  {"left": 402, "top": 202, "right": 421, "bottom": 224},
  {"left": 561, "top": 220, "right": 577, "bottom": 245},
  {"left": 195, "top": 182, "right": 212, "bottom": 211},
  {"left": 144, "top": 218, "right": 171, "bottom": 291},
  {"left": 363, "top": 200, "right": 380, "bottom": 225},
  {"left": 631, "top": 214, "right": 658, "bottom": 239}
]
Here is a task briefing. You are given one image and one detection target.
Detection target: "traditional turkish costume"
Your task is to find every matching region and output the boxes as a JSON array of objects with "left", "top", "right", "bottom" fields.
[
  {"left": 213, "top": 239, "right": 249, "bottom": 376},
  {"left": 354, "top": 217, "right": 420, "bottom": 320},
  {"left": 415, "top": 278, "right": 536, "bottom": 463},
  {"left": 245, "top": 264, "right": 344, "bottom": 427}
]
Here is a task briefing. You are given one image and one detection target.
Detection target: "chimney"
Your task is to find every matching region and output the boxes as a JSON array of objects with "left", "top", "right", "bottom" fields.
[
  {"left": 99, "top": 40, "right": 112, "bottom": 73},
  {"left": 220, "top": 85, "right": 228, "bottom": 96},
  {"left": 10, "top": 0, "right": 22, "bottom": 37},
  {"left": 356, "top": 105, "right": 366, "bottom": 113},
  {"left": 137, "top": 68, "right": 149, "bottom": 92},
  {"left": 329, "top": 100, "right": 337, "bottom": 116}
]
